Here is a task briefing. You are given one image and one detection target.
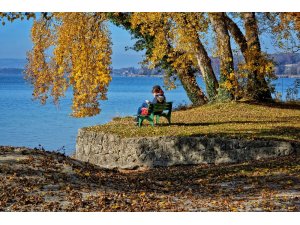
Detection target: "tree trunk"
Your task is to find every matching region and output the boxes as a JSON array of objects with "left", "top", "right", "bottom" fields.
[
  {"left": 243, "top": 12, "right": 272, "bottom": 101},
  {"left": 177, "top": 67, "right": 208, "bottom": 106},
  {"left": 178, "top": 13, "right": 218, "bottom": 101},
  {"left": 209, "top": 12, "right": 236, "bottom": 101},
  {"left": 194, "top": 41, "right": 219, "bottom": 100},
  {"left": 224, "top": 14, "right": 248, "bottom": 57}
]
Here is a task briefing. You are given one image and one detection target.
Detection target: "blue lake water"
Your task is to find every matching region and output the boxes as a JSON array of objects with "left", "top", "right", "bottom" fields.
[{"left": 0, "top": 71, "right": 297, "bottom": 154}]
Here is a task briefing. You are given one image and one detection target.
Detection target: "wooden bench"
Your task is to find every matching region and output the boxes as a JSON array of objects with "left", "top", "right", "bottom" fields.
[{"left": 138, "top": 102, "right": 172, "bottom": 127}]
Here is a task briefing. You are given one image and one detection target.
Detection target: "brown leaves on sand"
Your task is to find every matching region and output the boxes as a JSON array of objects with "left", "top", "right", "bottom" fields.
[{"left": 0, "top": 146, "right": 300, "bottom": 212}]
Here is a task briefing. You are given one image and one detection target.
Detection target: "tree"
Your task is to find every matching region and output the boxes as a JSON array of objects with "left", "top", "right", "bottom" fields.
[
  {"left": 0, "top": 12, "right": 36, "bottom": 25},
  {"left": 209, "top": 13, "right": 236, "bottom": 101},
  {"left": 110, "top": 12, "right": 209, "bottom": 105},
  {"left": 264, "top": 12, "right": 300, "bottom": 52},
  {"left": 25, "top": 13, "right": 112, "bottom": 117},
  {"left": 3, "top": 12, "right": 299, "bottom": 117},
  {"left": 223, "top": 13, "right": 275, "bottom": 101},
  {"left": 168, "top": 13, "right": 219, "bottom": 100},
  {"left": 242, "top": 12, "right": 273, "bottom": 101}
]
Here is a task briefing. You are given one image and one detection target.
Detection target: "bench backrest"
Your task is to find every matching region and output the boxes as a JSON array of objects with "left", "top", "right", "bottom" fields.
[{"left": 148, "top": 102, "right": 172, "bottom": 114}]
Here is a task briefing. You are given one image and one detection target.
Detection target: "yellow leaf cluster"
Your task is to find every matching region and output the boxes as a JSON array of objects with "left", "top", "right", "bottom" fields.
[
  {"left": 130, "top": 13, "right": 208, "bottom": 75},
  {"left": 130, "top": 13, "right": 171, "bottom": 68},
  {"left": 25, "top": 13, "right": 112, "bottom": 117},
  {"left": 238, "top": 51, "right": 275, "bottom": 81}
]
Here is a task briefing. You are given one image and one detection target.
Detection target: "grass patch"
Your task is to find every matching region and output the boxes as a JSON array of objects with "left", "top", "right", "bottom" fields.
[{"left": 86, "top": 102, "right": 300, "bottom": 142}]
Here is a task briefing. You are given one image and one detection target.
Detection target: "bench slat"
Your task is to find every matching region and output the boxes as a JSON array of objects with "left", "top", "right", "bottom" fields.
[
  {"left": 153, "top": 106, "right": 170, "bottom": 111},
  {"left": 152, "top": 103, "right": 171, "bottom": 109}
]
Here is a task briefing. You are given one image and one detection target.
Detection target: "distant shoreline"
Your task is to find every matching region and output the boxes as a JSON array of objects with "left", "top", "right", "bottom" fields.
[
  {"left": 115, "top": 74, "right": 300, "bottom": 78},
  {"left": 275, "top": 74, "right": 300, "bottom": 78},
  {"left": 0, "top": 68, "right": 299, "bottom": 79},
  {"left": 112, "top": 74, "right": 164, "bottom": 78}
]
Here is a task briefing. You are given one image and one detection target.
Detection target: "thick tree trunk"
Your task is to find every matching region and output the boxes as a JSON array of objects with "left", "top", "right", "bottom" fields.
[
  {"left": 224, "top": 14, "right": 248, "bottom": 57},
  {"left": 209, "top": 12, "right": 236, "bottom": 101},
  {"left": 178, "top": 13, "right": 218, "bottom": 100},
  {"left": 194, "top": 42, "right": 219, "bottom": 100},
  {"left": 243, "top": 12, "right": 272, "bottom": 101},
  {"left": 177, "top": 67, "right": 208, "bottom": 106}
]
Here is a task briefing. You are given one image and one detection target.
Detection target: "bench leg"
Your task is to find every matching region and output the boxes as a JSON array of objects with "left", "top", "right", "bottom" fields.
[
  {"left": 149, "top": 114, "right": 154, "bottom": 127},
  {"left": 138, "top": 117, "right": 143, "bottom": 127},
  {"left": 138, "top": 114, "right": 157, "bottom": 127},
  {"left": 167, "top": 116, "right": 171, "bottom": 125},
  {"left": 155, "top": 115, "right": 160, "bottom": 124}
]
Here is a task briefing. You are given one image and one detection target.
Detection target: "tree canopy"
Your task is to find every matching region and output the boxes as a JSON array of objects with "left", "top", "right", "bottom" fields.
[
  {"left": 26, "top": 13, "right": 112, "bottom": 117},
  {"left": 1, "top": 12, "right": 299, "bottom": 117}
]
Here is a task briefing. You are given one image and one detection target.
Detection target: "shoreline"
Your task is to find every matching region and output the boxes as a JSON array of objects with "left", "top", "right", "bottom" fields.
[{"left": 1, "top": 70, "right": 300, "bottom": 79}]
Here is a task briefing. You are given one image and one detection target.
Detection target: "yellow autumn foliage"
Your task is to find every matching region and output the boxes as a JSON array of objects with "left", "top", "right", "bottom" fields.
[
  {"left": 25, "top": 13, "right": 112, "bottom": 117},
  {"left": 130, "top": 12, "right": 211, "bottom": 90}
]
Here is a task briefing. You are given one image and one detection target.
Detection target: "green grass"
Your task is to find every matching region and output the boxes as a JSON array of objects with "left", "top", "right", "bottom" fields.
[{"left": 86, "top": 102, "right": 300, "bottom": 142}]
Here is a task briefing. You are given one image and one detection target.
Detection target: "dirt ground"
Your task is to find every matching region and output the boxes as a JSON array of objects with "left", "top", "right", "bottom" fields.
[{"left": 1, "top": 146, "right": 300, "bottom": 211}]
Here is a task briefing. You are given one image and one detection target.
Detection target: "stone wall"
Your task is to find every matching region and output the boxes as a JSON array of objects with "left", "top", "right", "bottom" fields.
[{"left": 75, "top": 128, "right": 300, "bottom": 169}]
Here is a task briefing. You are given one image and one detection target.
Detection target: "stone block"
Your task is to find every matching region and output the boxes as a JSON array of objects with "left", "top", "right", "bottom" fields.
[{"left": 74, "top": 128, "right": 298, "bottom": 169}]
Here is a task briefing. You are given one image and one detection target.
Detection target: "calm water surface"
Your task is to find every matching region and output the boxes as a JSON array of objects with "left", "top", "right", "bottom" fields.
[{"left": 0, "top": 73, "right": 191, "bottom": 154}]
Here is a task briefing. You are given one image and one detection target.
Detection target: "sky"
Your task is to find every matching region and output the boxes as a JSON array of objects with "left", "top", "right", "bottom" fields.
[{"left": 0, "top": 19, "right": 144, "bottom": 69}]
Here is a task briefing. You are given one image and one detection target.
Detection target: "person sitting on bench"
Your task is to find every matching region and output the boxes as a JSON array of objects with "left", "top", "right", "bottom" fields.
[{"left": 137, "top": 85, "right": 166, "bottom": 117}]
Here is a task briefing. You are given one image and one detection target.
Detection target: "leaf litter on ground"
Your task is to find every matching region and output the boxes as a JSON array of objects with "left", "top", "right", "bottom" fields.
[{"left": 0, "top": 146, "right": 300, "bottom": 212}]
